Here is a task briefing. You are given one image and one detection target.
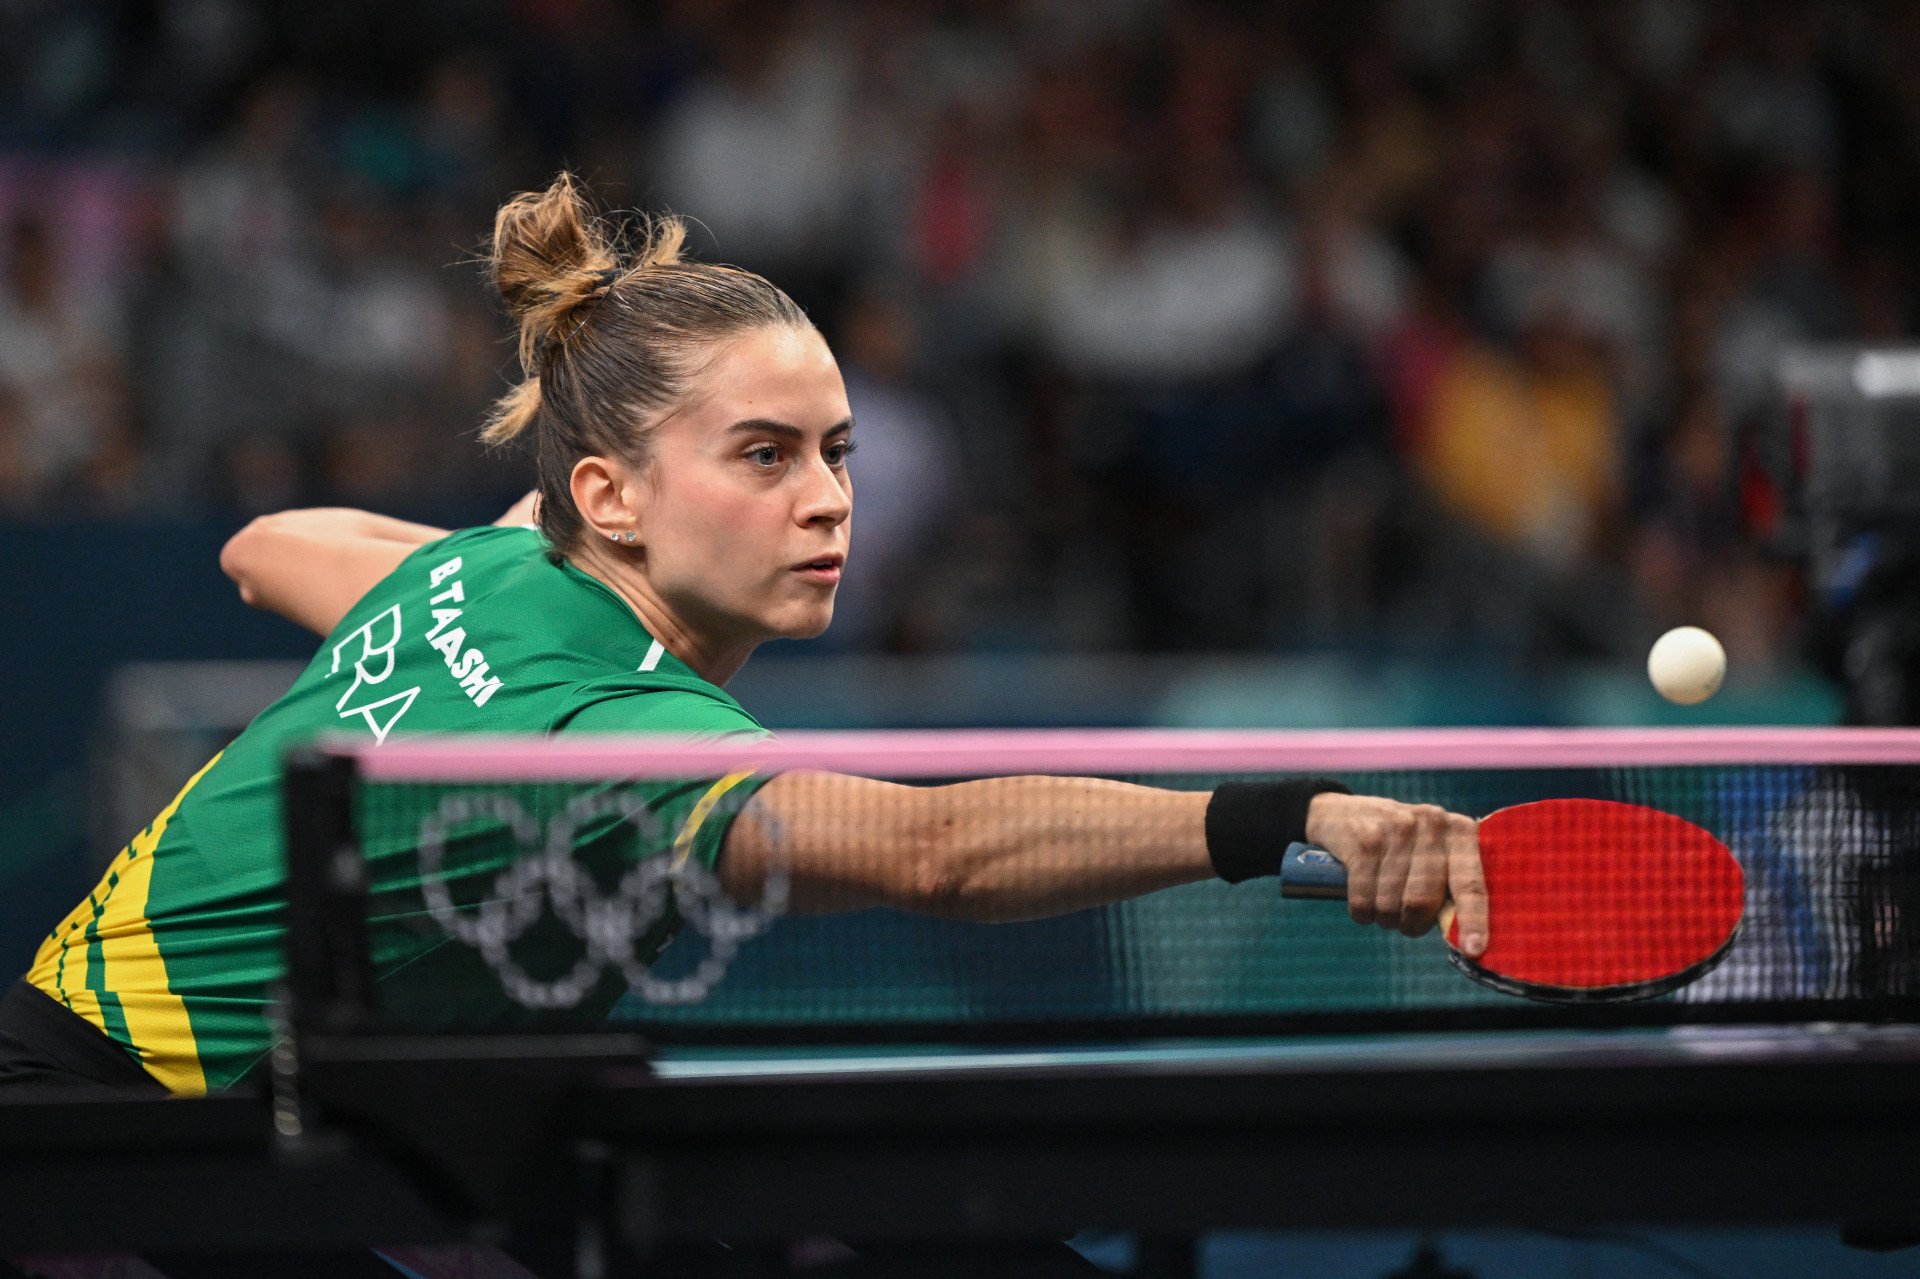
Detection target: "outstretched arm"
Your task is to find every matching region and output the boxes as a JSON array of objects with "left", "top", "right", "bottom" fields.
[{"left": 720, "top": 772, "right": 1489, "bottom": 951}]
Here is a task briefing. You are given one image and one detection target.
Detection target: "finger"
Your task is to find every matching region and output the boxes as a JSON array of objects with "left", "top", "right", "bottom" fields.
[
  {"left": 1396, "top": 806, "right": 1452, "bottom": 937},
  {"left": 1372, "top": 812, "right": 1415, "bottom": 933},
  {"left": 1448, "top": 817, "right": 1490, "bottom": 957},
  {"left": 1344, "top": 823, "right": 1381, "bottom": 928}
]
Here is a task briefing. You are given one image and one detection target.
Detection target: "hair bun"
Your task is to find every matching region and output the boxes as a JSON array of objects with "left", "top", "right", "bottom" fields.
[{"left": 488, "top": 173, "right": 619, "bottom": 370}]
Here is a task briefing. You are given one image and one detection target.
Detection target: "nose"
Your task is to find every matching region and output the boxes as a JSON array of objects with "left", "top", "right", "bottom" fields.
[{"left": 795, "top": 453, "right": 851, "bottom": 529}]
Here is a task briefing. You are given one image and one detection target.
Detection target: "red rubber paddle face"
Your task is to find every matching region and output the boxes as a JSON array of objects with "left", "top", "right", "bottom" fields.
[{"left": 1444, "top": 799, "right": 1745, "bottom": 1002}]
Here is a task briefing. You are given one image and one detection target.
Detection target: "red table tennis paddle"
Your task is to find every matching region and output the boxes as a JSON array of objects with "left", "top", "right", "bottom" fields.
[{"left": 1280, "top": 798, "right": 1745, "bottom": 1003}]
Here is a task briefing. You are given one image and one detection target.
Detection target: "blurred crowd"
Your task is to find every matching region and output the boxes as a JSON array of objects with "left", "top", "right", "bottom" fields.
[{"left": 2, "top": 0, "right": 1916, "bottom": 664}]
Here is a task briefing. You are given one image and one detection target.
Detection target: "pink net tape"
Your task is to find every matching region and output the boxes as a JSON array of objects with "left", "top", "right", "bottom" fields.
[{"left": 343, "top": 726, "right": 1920, "bottom": 783}]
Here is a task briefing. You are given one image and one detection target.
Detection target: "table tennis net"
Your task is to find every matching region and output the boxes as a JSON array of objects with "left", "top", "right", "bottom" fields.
[{"left": 288, "top": 732, "right": 1920, "bottom": 1039}]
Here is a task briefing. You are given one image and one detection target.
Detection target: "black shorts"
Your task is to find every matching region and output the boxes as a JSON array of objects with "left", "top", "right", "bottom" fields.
[{"left": 0, "top": 979, "right": 166, "bottom": 1097}]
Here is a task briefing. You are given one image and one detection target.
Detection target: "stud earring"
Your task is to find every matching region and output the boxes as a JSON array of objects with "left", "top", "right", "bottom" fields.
[{"left": 622, "top": 531, "right": 637, "bottom": 544}]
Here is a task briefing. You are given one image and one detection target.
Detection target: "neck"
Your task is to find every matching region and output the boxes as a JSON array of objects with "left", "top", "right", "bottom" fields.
[{"left": 568, "top": 541, "right": 758, "bottom": 686}]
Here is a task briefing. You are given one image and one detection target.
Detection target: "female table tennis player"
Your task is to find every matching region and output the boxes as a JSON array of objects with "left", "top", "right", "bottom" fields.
[{"left": 2, "top": 173, "right": 1486, "bottom": 1103}]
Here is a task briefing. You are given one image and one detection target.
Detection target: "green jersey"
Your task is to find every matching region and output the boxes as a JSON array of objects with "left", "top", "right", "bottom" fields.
[{"left": 27, "top": 526, "right": 770, "bottom": 1093}]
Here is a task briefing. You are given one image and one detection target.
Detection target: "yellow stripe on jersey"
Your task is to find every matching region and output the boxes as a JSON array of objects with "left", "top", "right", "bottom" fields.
[
  {"left": 671, "top": 769, "right": 761, "bottom": 871},
  {"left": 30, "top": 895, "right": 105, "bottom": 1032},
  {"left": 26, "top": 753, "right": 222, "bottom": 1095}
]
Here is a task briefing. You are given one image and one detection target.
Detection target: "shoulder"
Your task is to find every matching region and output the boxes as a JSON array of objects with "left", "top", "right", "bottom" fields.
[
  {"left": 551, "top": 672, "right": 769, "bottom": 739},
  {"left": 346, "top": 525, "right": 545, "bottom": 602},
  {"left": 414, "top": 523, "right": 546, "bottom": 566},
  {"left": 387, "top": 524, "right": 609, "bottom": 630},
  {"left": 326, "top": 523, "right": 556, "bottom": 640}
]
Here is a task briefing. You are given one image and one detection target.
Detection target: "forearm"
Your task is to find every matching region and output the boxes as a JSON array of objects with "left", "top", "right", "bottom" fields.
[
  {"left": 909, "top": 776, "right": 1213, "bottom": 920},
  {"left": 223, "top": 494, "right": 538, "bottom": 636},
  {"left": 725, "top": 772, "right": 1214, "bottom": 922},
  {"left": 220, "top": 508, "right": 449, "bottom": 635}
]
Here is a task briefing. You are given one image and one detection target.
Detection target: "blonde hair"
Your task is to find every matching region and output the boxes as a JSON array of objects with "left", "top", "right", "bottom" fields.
[{"left": 484, "top": 172, "right": 810, "bottom": 549}]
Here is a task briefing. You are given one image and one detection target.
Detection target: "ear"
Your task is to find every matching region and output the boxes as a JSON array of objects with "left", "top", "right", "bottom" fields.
[{"left": 569, "top": 454, "right": 645, "bottom": 544}]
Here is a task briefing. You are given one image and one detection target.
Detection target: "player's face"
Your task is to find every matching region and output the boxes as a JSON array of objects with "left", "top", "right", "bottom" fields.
[{"left": 639, "top": 325, "right": 854, "bottom": 647}]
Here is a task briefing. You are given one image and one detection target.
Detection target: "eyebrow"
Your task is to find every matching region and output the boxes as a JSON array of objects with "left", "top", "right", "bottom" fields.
[{"left": 725, "top": 417, "right": 854, "bottom": 441}]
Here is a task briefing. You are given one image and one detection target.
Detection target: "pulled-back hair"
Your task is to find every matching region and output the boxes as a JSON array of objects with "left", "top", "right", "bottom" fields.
[{"left": 484, "top": 172, "right": 810, "bottom": 549}]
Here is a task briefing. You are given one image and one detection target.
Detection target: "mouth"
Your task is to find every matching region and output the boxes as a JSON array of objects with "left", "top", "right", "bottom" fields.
[{"left": 791, "top": 553, "right": 844, "bottom": 585}]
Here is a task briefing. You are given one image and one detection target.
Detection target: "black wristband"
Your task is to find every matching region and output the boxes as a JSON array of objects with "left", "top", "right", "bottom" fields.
[{"left": 1205, "top": 778, "right": 1353, "bottom": 884}]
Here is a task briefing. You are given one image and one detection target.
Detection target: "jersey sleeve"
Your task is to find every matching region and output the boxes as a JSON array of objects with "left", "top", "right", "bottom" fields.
[{"left": 552, "top": 684, "right": 775, "bottom": 872}]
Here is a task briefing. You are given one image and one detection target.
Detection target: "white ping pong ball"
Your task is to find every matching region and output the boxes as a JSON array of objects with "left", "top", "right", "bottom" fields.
[{"left": 1648, "top": 626, "right": 1726, "bottom": 705}]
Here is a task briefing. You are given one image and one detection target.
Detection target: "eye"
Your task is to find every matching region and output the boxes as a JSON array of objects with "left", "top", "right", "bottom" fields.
[
  {"left": 826, "top": 439, "right": 857, "bottom": 466},
  {"left": 746, "top": 444, "right": 781, "bottom": 467}
]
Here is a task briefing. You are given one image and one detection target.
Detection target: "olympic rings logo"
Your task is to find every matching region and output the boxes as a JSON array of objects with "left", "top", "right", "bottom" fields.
[{"left": 415, "top": 787, "right": 787, "bottom": 1010}]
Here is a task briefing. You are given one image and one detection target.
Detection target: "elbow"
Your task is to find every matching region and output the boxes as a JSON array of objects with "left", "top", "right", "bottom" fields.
[
  {"left": 894, "top": 838, "right": 1022, "bottom": 923},
  {"left": 220, "top": 514, "right": 281, "bottom": 605},
  {"left": 900, "top": 850, "right": 969, "bottom": 914},
  {"left": 888, "top": 815, "right": 974, "bottom": 916}
]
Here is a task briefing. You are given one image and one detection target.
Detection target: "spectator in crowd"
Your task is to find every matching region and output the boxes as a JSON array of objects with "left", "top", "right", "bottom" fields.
[
  {"left": 0, "top": 0, "right": 1911, "bottom": 673},
  {"left": 0, "top": 214, "right": 122, "bottom": 501}
]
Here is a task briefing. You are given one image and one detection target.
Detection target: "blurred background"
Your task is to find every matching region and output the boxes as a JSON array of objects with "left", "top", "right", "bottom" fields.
[
  {"left": 6, "top": 0, "right": 1920, "bottom": 964},
  {"left": 11, "top": 3, "right": 1920, "bottom": 1274}
]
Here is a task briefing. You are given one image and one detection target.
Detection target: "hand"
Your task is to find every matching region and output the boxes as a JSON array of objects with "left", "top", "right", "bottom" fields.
[
  {"left": 495, "top": 490, "right": 540, "bottom": 527},
  {"left": 1304, "top": 793, "right": 1489, "bottom": 956}
]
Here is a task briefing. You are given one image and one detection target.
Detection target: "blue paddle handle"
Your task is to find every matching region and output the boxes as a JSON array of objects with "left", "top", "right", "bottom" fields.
[{"left": 1280, "top": 842, "right": 1349, "bottom": 900}]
